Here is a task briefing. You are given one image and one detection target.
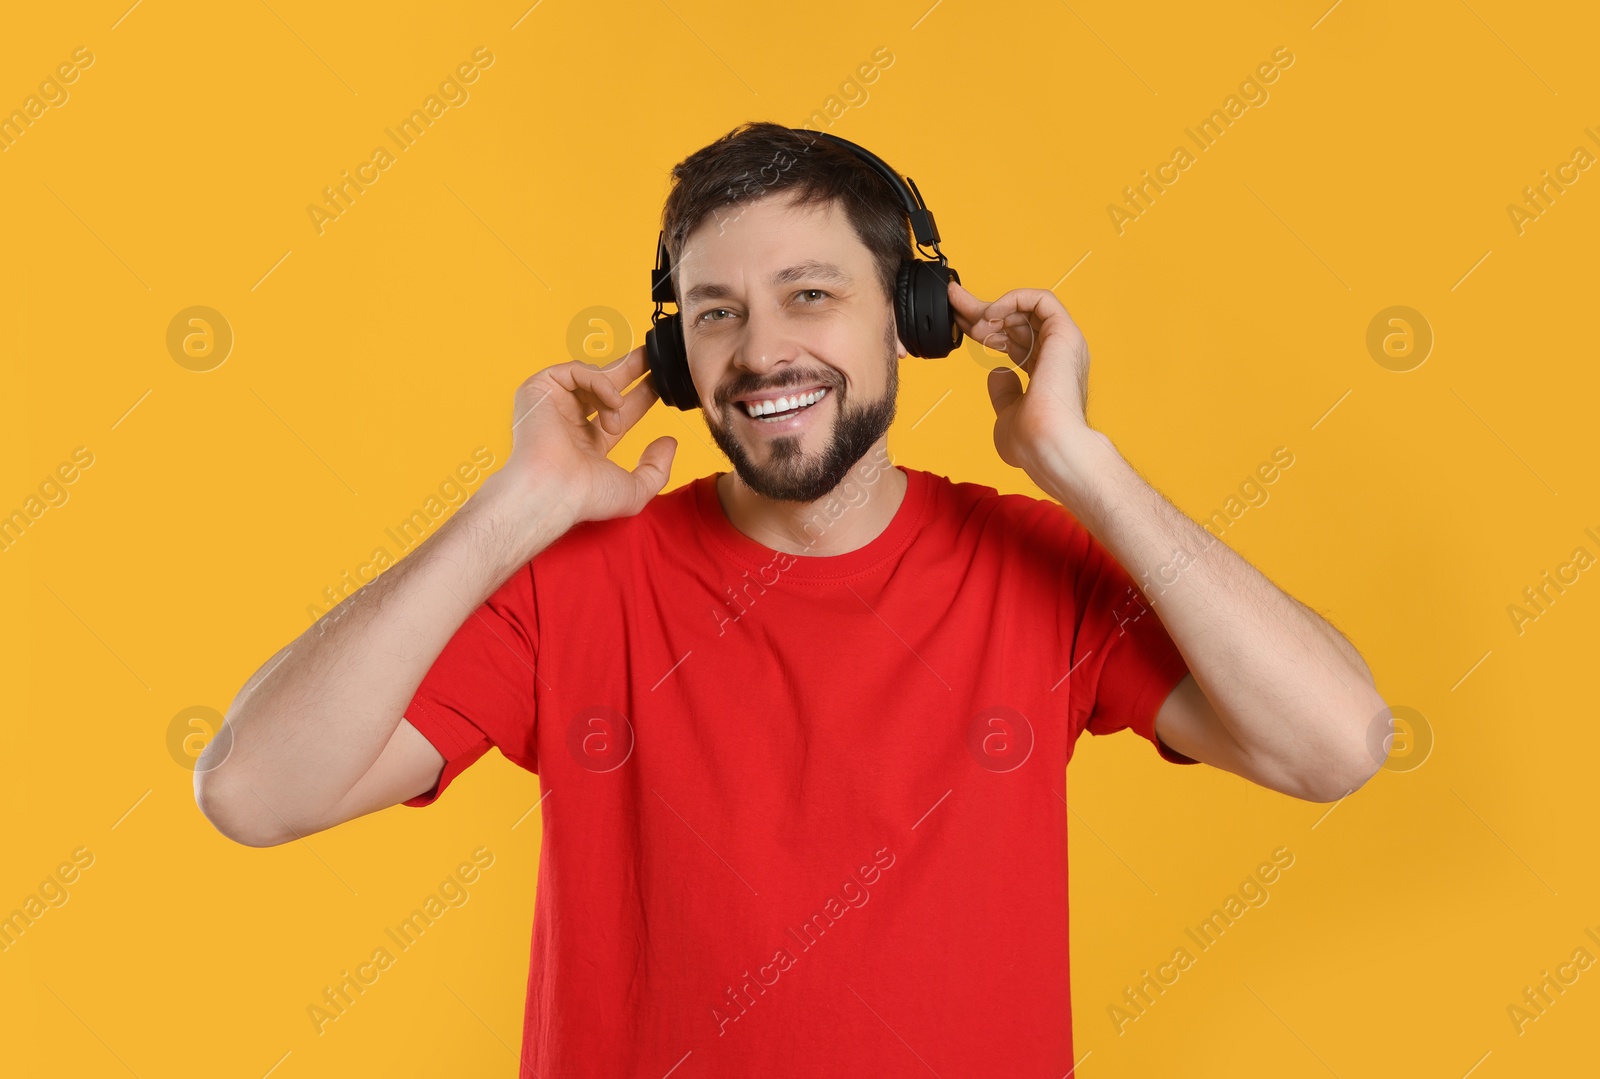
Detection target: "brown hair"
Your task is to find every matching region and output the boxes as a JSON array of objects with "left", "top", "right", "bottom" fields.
[{"left": 659, "top": 120, "right": 910, "bottom": 306}]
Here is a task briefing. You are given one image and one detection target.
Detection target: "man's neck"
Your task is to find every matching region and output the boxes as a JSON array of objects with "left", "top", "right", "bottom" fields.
[{"left": 714, "top": 441, "right": 906, "bottom": 558}]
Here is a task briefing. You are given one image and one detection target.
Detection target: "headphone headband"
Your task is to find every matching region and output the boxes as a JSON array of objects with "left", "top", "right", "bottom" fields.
[{"left": 802, "top": 131, "right": 944, "bottom": 249}]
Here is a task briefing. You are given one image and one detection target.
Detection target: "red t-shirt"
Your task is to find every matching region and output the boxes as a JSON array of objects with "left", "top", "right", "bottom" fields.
[{"left": 402, "top": 462, "right": 1195, "bottom": 1077}]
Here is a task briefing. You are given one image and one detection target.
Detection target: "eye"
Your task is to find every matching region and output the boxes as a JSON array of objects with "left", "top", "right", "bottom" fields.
[
  {"left": 697, "top": 307, "right": 734, "bottom": 323},
  {"left": 796, "top": 289, "right": 830, "bottom": 303}
]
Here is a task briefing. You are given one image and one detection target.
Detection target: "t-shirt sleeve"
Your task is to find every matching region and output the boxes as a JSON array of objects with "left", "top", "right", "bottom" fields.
[
  {"left": 401, "top": 562, "right": 540, "bottom": 807},
  {"left": 1061, "top": 507, "right": 1198, "bottom": 765}
]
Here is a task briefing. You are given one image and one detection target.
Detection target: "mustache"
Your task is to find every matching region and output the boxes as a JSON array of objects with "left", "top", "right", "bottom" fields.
[{"left": 716, "top": 368, "right": 838, "bottom": 405}]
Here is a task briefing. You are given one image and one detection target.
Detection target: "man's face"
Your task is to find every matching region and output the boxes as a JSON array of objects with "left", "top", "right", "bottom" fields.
[{"left": 675, "top": 188, "right": 904, "bottom": 503}]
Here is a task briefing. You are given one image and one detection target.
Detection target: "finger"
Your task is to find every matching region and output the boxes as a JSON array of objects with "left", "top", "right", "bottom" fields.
[
  {"left": 948, "top": 281, "right": 1009, "bottom": 339},
  {"left": 953, "top": 307, "right": 983, "bottom": 336},
  {"left": 976, "top": 316, "right": 1034, "bottom": 362},
  {"left": 946, "top": 279, "right": 991, "bottom": 322},
  {"left": 974, "top": 310, "right": 1030, "bottom": 331},
  {"left": 1001, "top": 321, "right": 1042, "bottom": 374},
  {"left": 598, "top": 344, "right": 649, "bottom": 391},
  {"left": 585, "top": 400, "right": 620, "bottom": 435},
  {"left": 597, "top": 373, "right": 661, "bottom": 445},
  {"left": 567, "top": 363, "right": 626, "bottom": 413},
  {"left": 574, "top": 387, "right": 620, "bottom": 432},
  {"left": 987, "top": 366, "right": 1023, "bottom": 416},
  {"left": 972, "top": 305, "right": 1047, "bottom": 373},
  {"left": 626, "top": 435, "right": 677, "bottom": 513},
  {"left": 956, "top": 293, "right": 1025, "bottom": 350},
  {"left": 978, "top": 315, "right": 1029, "bottom": 349},
  {"left": 552, "top": 354, "right": 639, "bottom": 409},
  {"left": 548, "top": 362, "right": 614, "bottom": 404},
  {"left": 979, "top": 288, "right": 1081, "bottom": 338}
]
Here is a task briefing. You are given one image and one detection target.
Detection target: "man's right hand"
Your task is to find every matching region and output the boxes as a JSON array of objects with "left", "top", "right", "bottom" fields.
[
  {"left": 197, "top": 345, "right": 681, "bottom": 846},
  {"left": 484, "top": 345, "right": 678, "bottom": 536}
]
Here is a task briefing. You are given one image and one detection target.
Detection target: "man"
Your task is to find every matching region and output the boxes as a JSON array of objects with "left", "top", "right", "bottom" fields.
[{"left": 196, "top": 121, "right": 1388, "bottom": 1076}]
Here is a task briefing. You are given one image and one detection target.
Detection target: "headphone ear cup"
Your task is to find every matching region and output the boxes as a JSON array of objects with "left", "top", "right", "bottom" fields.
[
  {"left": 646, "top": 313, "right": 700, "bottom": 411},
  {"left": 902, "top": 261, "right": 962, "bottom": 358},
  {"left": 894, "top": 260, "right": 918, "bottom": 357}
]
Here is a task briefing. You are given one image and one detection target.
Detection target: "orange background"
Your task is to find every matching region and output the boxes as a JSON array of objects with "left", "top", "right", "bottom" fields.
[{"left": 2, "top": 1, "right": 1597, "bottom": 1075}]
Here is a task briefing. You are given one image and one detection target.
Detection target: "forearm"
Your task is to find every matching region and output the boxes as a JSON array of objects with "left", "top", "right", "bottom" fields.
[
  {"left": 1039, "top": 429, "right": 1386, "bottom": 788},
  {"left": 196, "top": 475, "right": 572, "bottom": 838}
]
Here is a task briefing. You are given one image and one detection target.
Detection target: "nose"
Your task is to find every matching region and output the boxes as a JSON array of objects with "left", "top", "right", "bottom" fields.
[{"left": 733, "top": 303, "right": 800, "bottom": 380}]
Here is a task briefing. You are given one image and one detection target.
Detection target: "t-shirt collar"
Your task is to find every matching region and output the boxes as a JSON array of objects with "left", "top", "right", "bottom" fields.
[{"left": 693, "top": 464, "right": 929, "bottom": 581}]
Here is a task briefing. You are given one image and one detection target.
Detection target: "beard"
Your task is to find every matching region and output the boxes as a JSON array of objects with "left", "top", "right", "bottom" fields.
[{"left": 705, "top": 315, "right": 899, "bottom": 504}]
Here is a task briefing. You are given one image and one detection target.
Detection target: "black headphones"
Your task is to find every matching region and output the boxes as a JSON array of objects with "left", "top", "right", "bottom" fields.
[{"left": 646, "top": 130, "right": 963, "bottom": 411}]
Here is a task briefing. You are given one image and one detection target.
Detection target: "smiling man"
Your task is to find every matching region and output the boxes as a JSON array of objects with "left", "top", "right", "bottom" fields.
[
  {"left": 698, "top": 249, "right": 900, "bottom": 506},
  {"left": 197, "top": 121, "right": 1391, "bottom": 1077},
  {"left": 665, "top": 139, "right": 915, "bottom": 555}
]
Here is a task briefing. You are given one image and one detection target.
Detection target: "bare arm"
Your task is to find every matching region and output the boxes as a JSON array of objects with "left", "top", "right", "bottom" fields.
[
  {"left": 194, "top": 486, "right": 563, "bottom": 846},
  {"left": 946, "top": 280, "right": 1389, "bottom": 802},
  {"left": 195, "top": 348, "right": 676, "bottom": 846}
]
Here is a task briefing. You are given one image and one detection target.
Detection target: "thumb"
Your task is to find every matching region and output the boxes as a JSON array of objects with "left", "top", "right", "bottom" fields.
[
  {"left": 987, "top": 366, "right": 1023, "bottom": 416},
  {"left": 627, "top": 435, "right": 677, "bottom": 511}
]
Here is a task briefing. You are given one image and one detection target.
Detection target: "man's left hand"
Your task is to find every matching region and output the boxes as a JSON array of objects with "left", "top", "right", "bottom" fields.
[{"left": 946, "top": 280, "right": 1095, "bottom": 482}]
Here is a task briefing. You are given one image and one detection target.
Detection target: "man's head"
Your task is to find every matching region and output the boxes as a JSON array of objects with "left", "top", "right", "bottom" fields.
[{"left": 659, "top": 122, "right": 912, "bottom": 503}]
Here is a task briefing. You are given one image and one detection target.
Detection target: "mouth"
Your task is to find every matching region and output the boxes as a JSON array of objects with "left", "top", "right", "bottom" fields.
[{"left": 734, "top": 386, "right": 831, "bottom": 430}]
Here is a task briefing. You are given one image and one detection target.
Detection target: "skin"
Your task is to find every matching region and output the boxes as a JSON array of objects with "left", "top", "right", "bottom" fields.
[
  {"left": 674, "top": 184, "right": 1391, "bottom": 802},
  {"left": 197, "top": 185, "right": 1389, "bottom": 848},
  {"left": 948, "top": 280, "right": 1392, "bottom": 801},
  {"left": 672, "top": 187, "right": 912, "bottom": 555},
  {"left": 193, "top": 189, "right": 915, "bottom": 845}
]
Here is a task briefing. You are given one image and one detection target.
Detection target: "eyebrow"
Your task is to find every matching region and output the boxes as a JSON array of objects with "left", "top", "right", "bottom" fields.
[{"left": 682, "top": 260, "right": 853, "bottom": 310}]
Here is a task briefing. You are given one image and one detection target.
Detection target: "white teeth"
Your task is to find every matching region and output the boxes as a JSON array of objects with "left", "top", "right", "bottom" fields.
[{"left": 743, "top": 388, "right": 826, "bottom": 418}]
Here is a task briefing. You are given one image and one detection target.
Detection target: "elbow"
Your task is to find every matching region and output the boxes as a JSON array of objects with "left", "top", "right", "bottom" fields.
[
  {"left": 1292, "top": 698, "right": 1392, "bottom": 803},
  {"left": 1295, "top": 756, "right": 1381, "bottom": 803},
  {"left": 191, "top": 710, "right": 298, "bottom": 847},
  {"left": 193, "top": 772, "right": 293, "bottom": 848}
]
